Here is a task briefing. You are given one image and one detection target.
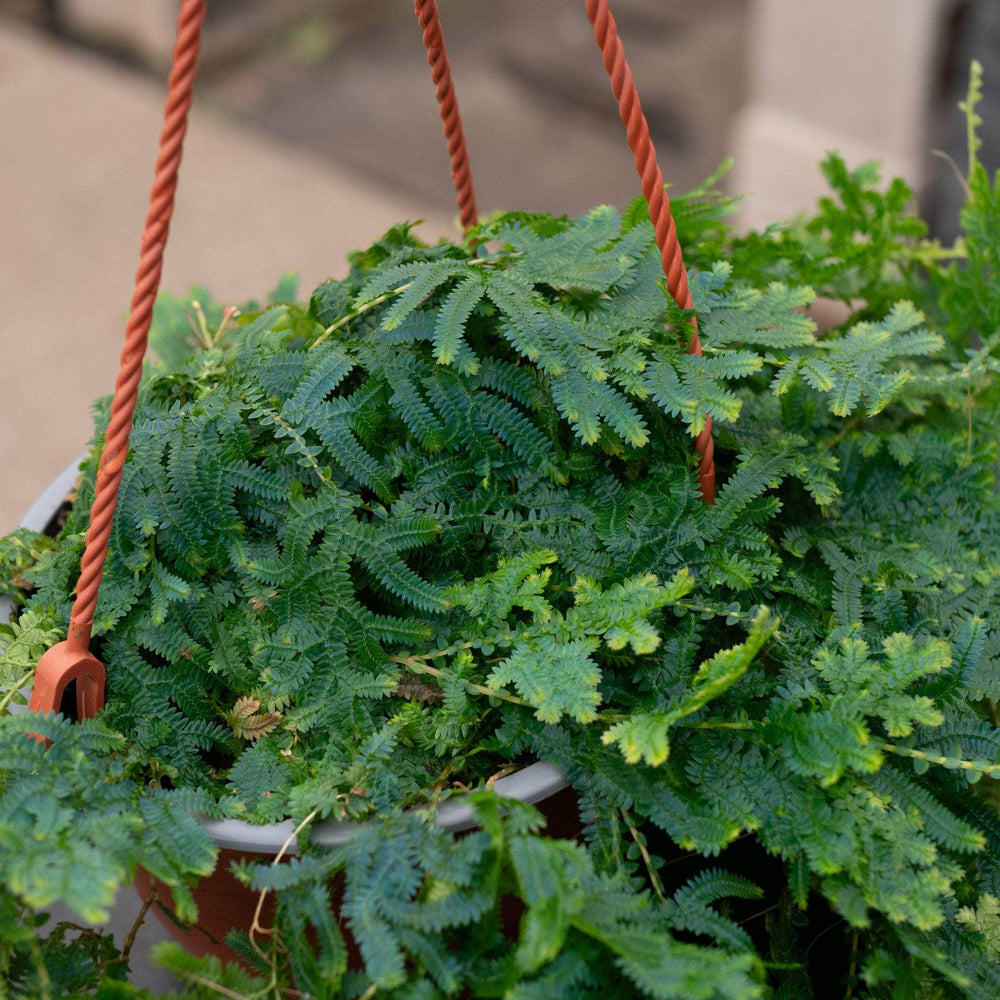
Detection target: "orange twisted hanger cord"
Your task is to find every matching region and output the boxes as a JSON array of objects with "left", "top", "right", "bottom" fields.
[
  {"left": 414, "top": 0, "right": 479, "bottom": 231},
  {"left": 69, "top": 0, "right": 207, "bottom": 648},
  {"left": 28, "top": 0, "right": 206, "bottom": 723},
  {"left": 30, "top": 0, "right": 709, "bottom": 726},
  {"left": 415, "top": 0, "right": 715, "bottom": 498},
  {"left": 585, "top": 0, "right": 716, "bottom": 502}
]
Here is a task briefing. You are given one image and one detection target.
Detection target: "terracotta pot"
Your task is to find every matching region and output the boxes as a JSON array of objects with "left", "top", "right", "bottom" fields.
[{"left": 136, "top": 773, "right": 579, "bottom": 963}]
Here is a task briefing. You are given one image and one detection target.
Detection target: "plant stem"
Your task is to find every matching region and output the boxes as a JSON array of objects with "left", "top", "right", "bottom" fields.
[
  {"left": 844, "top": 930, "right": 860, "bottom": 1000},
  {"left": 27, "top": 930, "right": 52, "bottom": 1000},
  {"left": 121, "top": 884, "right": 157, "bottom": 965},
  {"left": 170, "top": 971, "right": 254, "bottom": 1000},
  {"left": 683, "top": 719, "right": 758, "bottom": 732},
  {"left": 390, "top": 653, "right": 526, "bottom": 707},
  {"left": 187, "top": 300, "right": 212, "bottom": 351},
  {"left": 882, "top": 741, "right": 1000, "bottom": 778},
  {"left": 310, "top": 283, "right": 413, "bottom": 350},
  {"left": 0, "top": 670, "right": 35, "bottom": 713},
  {"left": 213, "top": 306, "right": 240, "bottom": 349},
  {"left": 621, "top": 808, "right": 665, "bottom": 901},
  {"left": 250, "top": 810, "right": 319, "bottom": 958}
]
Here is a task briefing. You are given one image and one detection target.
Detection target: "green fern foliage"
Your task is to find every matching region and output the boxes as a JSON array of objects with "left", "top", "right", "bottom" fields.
[{"left": 6, "top": 64, "right": 1000, "bottom": 999}]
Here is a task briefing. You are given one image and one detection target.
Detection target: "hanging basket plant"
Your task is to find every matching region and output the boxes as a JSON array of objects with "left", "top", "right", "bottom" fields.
[{"left": 3, "top": 0, "right": 1000, "bottom": 995}]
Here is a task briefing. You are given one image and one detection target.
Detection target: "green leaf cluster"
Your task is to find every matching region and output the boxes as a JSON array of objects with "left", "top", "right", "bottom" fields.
[{"left": 6, "top": 64, "right": 1000, "bottom": 1000}]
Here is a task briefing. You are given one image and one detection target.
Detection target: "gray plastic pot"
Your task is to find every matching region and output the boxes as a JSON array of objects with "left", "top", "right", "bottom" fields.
[{"left": 1, "top": 459, "right": 84, "bottom": 715}]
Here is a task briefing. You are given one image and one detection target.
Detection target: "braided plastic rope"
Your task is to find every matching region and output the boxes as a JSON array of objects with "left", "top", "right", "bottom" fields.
[
  {"left": 32, "top": 0, "right": 713, "bottom": 725},
  {"left": 414, "top": 0, "right": 479, "bottom": 231},
  {"left": 585, "top": 0, "right": 716, "bottom": 502},
  {"left": 69, "top": 0, "right": 207, "bottom": 649},
  {"left": 28, "top": 0, "right": 206, "bottom": 723},
  {"left": 415, "top": 0, "right": 716, "bottom": 499}
]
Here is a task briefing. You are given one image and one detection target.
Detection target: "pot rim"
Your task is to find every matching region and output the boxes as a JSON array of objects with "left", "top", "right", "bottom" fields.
[
  {"left": 5, "top": 459, "right": 570, "bottom": 854},
  {"left": 19, "top": 459, "right": 85, "bottom": 534},
  {"left": 0, "top": 458, "right": 89, "bottom": 702},
  {"left": 200, "top": 760, "right": 568, "bottom": 853}
]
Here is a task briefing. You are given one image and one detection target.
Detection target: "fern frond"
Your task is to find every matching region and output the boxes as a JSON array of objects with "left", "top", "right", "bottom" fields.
[
  {"left": 667, "top": 868, "right": 764, "bottom": 952},
  {"left": 868, "top": 765, "right": 985, "bottom": 853},
  {"left": 348, "top": 523, "right": 447, "bottom": 613},
  {"left": 432, "top": 274, "right": 485, "bottom": 370}
]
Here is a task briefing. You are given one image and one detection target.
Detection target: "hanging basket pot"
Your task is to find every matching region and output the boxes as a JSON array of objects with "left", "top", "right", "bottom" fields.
[
  {"left": 10, "top": 0, "right": 716, "bottom": 972},
  {"left": 10, "top": 2, "right": 1000, "bottom": 996}
]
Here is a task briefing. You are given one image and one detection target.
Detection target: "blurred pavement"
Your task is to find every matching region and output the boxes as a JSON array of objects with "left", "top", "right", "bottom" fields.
[
  {"left": 0, "top": 1, "right": 748, "bottom": 533},
  {"left": 0, "top": 18, "right": 454, "bottom": 532},
  {"left": 197, "top": 0, "right": 748, "bottom": 218}
]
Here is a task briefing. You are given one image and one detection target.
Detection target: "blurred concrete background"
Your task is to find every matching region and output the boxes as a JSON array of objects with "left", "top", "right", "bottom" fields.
[{"left": 1, "top": 0, "right": 998, "bottom": 989}]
